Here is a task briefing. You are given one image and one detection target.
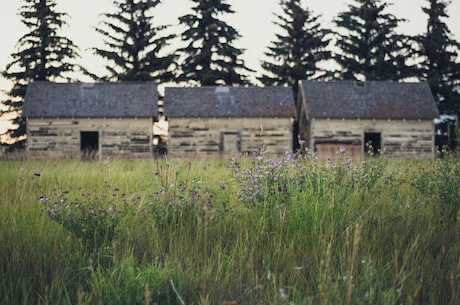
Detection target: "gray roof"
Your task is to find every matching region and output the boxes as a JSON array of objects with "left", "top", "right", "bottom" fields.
[
  {"left": 163, "top": 86, "right": 296, "bottom": 117},
  {"left": 299, "top": 80, "right": 439, "bottom": 120},
  {"left": 23, "top": 81, "right": 158, "bottom": 118}
]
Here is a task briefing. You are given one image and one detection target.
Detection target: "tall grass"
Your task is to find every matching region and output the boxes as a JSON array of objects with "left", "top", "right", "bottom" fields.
[{"left": 0, "top": 151, "right": 459, "bottom": 305}]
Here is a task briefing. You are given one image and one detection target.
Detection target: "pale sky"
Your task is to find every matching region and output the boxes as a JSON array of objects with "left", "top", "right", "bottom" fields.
[{"left": 1, "top": 0, "right": 460, "bottom": 134}]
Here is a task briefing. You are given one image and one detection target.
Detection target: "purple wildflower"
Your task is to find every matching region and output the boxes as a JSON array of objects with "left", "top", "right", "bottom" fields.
[{"left": 363, "top": 292, "right": 370, "bottom": 300}]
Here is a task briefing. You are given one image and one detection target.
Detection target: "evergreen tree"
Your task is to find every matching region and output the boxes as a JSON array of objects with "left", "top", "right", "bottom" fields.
[
  {"left": 1, "top": 0, "right": 81, "bottom": 149},
  {"left": 333, "top": 0, "right": 414, "bottom": 81},
  {"left": 177, "top": 0, "right": 252, "bottom": 86},
  {"left": 92, "top": 0, "right": 176, "bottom": 82},
  {"left": 416, "top": 0, "right": 460, "bottom": 116},
  {"left": 259, "top": 0, "right": 332, "bottom": 100}
]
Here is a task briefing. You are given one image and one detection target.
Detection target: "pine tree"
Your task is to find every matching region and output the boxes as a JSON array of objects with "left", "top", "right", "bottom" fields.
[
  {"left": 333, "top": 0, "right": 414, "bottom": 81},
  {"left": 1, "top": 0, "right": 81, "bottom": 149},
  {"left": 92, "top": 0, "right": 176, "bottom": 82},
  {"left": 416, "top": 0, "right": 460, "bottom": 116},
  {"left": 258, "top": 0, "right": 332, "bottom": 100},
  {"left": 177, "top": 0, "right": 253, "bottom": 86}
]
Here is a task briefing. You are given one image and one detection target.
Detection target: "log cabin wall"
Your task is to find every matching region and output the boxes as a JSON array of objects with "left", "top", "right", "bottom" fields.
[
  {"left": 168, "top": 117, "right": 293, "bottom": 158},
  {"left": 26, "top": 117, "right": 152, "bottom": 159},
  {"left": 309, "top": 118, "right": 435, "bottom": 159}
]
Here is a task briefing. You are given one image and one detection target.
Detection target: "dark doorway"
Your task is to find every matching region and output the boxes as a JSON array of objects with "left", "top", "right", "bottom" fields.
[
  {"left": 81, "top": 131, "right": 98, "bottom": 158},
  {"left": 364, "top": 132, "right": 381, "bottom": 155},
  {"left": 292, "top": 119, "right": 300, "bottom": 152}
]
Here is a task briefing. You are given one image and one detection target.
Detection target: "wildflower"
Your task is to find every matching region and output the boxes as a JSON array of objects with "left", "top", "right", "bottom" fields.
[
  {"left": 34, "top": 172, "right": 41, "bottom": 177},
  {"left": 294, "top": 266, "right": 303, "bottom": 270},
  {"left": 363, "top": 292, "right": 370, "bottom": 300},
  {"left": 340, "top": 146, "right": 347, "bottom": 153},
  {"left": 216, "top": 181, "right": 225, "bottom": 190},
  {"left": 39, "top": 196, "right": 46, "bottom": 203},
  {"left": 278, "top": 288, "right": 288, "bottom": 299}
]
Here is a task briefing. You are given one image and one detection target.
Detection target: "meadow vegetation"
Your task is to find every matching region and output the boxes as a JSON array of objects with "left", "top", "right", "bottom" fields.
[{"left": 0, "top": 147, "right": 459, "bottom": 305}]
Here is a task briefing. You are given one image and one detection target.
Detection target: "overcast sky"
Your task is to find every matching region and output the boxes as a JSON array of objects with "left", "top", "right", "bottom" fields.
[
  {"left": 1, "top": 0, "right": 459, "bottom": 82},
  {"left": 1, "top": 0, "right": 460, "bottom": 131}
]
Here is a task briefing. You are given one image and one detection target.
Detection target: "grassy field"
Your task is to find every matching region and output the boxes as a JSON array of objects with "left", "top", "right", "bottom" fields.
[{"left": 0, "top": 149, "right": 459, "bottom": 305}]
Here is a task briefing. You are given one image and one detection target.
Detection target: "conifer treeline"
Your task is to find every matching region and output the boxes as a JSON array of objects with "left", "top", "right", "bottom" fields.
[{"left": 1, "top": 0, "right": 459, "bottom": 149}]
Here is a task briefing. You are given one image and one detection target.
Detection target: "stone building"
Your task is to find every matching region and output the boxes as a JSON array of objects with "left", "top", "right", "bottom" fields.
[
  {"left": 163, "top": 86, "right": 296, "bottom": 157},
  {"left": 22, "top": 81, "right": 158, "bottom": 159},
  {"left": 297, "top": 80, "right": 439, "bottom": 159}
]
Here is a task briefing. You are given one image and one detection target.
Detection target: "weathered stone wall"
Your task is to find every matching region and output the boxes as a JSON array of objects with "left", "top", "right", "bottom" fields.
[
  {"left": 308, "top": 118, "right": 435, "bottom": 159},
  {"left": 168, "top": 117, "right": 293, "bottom": 158},
  {"left": 26, "top": 117, "right": 152, "bottom": 159}
]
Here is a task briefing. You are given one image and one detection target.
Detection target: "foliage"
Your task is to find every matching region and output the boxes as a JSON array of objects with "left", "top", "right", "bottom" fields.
[
  {"left": 36, "top": 178, "right": 129, "bottom": 251},
  {"left": 333, "top": 0, "right": 415, "bottom": 81},
  {"left": 1, "top": 151, "right": 459, "bottom": 304},
  {"left": 0, "top": 0, "right": 81, "bottom": 149},
  {"left": 177, "top": 0, "right": 253, "bottom": 86},
  {"left": 259, "top": 0, "right": 332, "bottom": 100},
  {"left": 91, "top": 0, "right": 177, "bottom": 82},
  {"left": 409, "top": 152, "right": 460, "bottom": 223},
  {"left": 229, "top": 146, "right": 388, "bottom": 213},
  {"left": 415, "top": 0, "right": 460, "bottom": 117}
]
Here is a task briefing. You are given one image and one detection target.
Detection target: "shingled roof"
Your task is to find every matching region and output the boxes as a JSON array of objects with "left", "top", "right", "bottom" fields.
[
  {"left": 23, "top": 81, "right": 158, "bottom": 118},
  {"left": 299, "top": 80, "right": 439, "bottom": 120},
  {"left": 163, "top": 86, "right": 296, "bottom": 117}
]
